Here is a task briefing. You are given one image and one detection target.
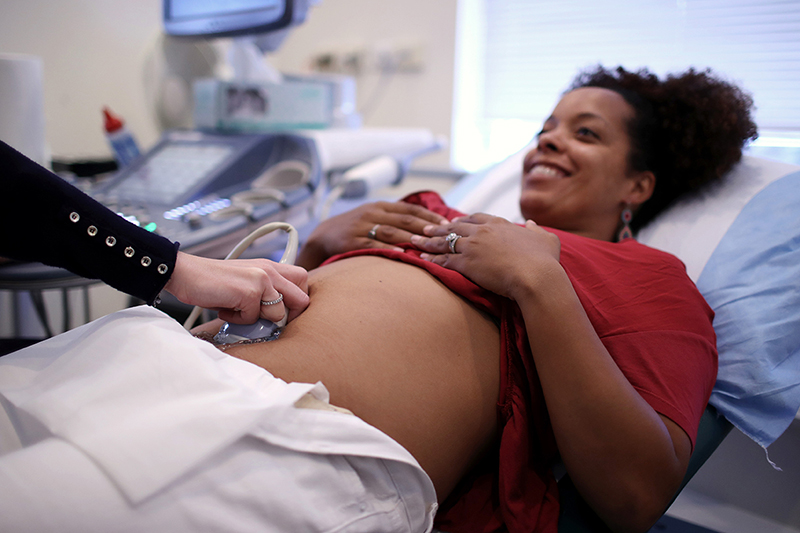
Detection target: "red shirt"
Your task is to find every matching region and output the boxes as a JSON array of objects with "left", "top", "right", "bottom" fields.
[{"left": 325, "top": 192, "right": 717, "bottom": 533}]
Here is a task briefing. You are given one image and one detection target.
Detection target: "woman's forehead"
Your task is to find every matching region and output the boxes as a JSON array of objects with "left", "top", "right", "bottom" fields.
[{"left": 551, "top": 87, "right": 634, "bottom": 125}]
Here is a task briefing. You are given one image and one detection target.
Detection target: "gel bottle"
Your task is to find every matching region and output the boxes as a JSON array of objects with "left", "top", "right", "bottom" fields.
[{"left": 103, "top": 107, "right": 141, "bottom": 168}]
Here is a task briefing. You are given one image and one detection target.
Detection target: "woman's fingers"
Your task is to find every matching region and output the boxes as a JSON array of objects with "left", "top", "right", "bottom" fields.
[
  {"left": 247, "top": 261, "right": 309, "bottom": 323},
  {"left": 380, "top": 201, "right": 450, "bottom": 225},
  {"left": 298, "top": 200, "right": 450, "bottom": 269},
  {"left": 208, "top": 259, "right": 309, "bottom": 324},
  {"left": 267, "top": 264, "right": 310, "bottom": 322},
  {"left": 364, "top": 202, "right": 449, "bottom": 245},
  {"left": 409, "top": 213, "right": 497, "bottom": 255},
  {"left": 256, "top": 289, "right": 287, "bottom": 323},
  {"left": 422, "top": 213, "right": 493, "bottom": 236},
  {"left": 410, "top": 231, "right": 464, "bottom": 255},
  {"left": 364, "top": 224, "right": 417, "bottom": 249}
]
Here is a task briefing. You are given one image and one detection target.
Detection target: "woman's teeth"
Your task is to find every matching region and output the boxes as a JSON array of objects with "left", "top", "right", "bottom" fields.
[{"left": 531, "top": 165, "right": 565, "bottom": 178}]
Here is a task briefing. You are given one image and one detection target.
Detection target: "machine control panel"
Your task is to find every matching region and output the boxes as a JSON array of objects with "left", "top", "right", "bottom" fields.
[{"left": 91, "top": 130, "right": 320, "bottom": 257}]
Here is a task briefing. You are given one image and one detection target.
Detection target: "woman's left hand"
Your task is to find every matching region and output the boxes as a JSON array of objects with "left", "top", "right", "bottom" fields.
[{"left": 410, "top": 213, "right": 562, "bottom": 300}]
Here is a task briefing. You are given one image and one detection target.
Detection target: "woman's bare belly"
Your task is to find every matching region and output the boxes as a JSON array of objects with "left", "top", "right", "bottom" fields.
[{"left": 218, "top": 255, "right": 500, "bottom": 501}]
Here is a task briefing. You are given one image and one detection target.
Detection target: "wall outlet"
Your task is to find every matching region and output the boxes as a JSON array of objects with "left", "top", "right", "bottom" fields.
[{"left": 310, "top": 43, "right": 424, "bottom": 75}]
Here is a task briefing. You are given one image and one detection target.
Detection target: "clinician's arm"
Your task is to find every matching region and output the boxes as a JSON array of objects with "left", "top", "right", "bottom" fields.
[
  {"left": 0, "top": 140, "right": 308, "bottom": 323},
  {"left": 412, "top": 214, "right": 692, "bottom": 533},
  {"left": 297, "top": 200, "right": 447, "bottom": 269}
]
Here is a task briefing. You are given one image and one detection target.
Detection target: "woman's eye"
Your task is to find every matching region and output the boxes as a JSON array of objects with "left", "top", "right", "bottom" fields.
[{"left": 577, "top": 127, "right": 598, "bottom": 139}]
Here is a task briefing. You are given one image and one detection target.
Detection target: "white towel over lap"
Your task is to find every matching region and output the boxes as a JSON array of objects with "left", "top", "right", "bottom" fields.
[{"left": 0, "top": 306, "right": 436, "bottom": 533}]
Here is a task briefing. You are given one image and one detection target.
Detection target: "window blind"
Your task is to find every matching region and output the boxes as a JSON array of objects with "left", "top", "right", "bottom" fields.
[{"left": 484, "top": 0, "right": 800, "bottom": 129}]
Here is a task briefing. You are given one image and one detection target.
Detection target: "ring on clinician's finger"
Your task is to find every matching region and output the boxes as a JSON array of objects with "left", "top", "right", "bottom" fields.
[
  {"left": 260, "top": 293, "right": 284, "bottom": 306},
  {"left": 445, "top": 232, "right": 462, "bottom": 254},
  {"left": 367, "top": 224, "right": 380, "bottom": 239}
]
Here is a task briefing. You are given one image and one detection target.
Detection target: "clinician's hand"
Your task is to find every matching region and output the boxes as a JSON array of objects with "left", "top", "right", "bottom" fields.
[
  {"left": 297, "top": 201, "right": 448, "bottom": 269},
  {"left": 411, "top": 213, "right": 561, "bottom": 300},
  {"left": 164, "top": 252, "right": 309, "bottom": 324}
]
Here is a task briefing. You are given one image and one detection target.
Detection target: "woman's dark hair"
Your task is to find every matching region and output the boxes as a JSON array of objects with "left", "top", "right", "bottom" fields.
[{"left": 569, "top": 66, "right": 758, "bottom": 231}]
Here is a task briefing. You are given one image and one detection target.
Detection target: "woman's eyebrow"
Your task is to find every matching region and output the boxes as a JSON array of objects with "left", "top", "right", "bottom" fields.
[{"left": 574, "top": 112, "right": 610, "bottom": 126}]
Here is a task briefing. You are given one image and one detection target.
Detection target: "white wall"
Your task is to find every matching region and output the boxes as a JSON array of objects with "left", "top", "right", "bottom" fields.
[
  {"left": 270, "top": 0, "right": 459, "bottom": 169},
  {"left": 0, "top": 0, "right": 164, "bottom": 159},
  {"left": 0, "top": 0, "right": 459, "bottom": 167}
]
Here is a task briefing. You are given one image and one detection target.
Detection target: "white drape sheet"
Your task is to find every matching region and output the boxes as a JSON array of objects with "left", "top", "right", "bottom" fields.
[{"left": 0, "top": 306, "right": 437, "bottom": 533}]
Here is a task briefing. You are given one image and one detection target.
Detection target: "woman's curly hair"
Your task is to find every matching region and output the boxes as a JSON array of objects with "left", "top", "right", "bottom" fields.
[{"left": 569, "top": 66, "right": 759, "bottom": 231}]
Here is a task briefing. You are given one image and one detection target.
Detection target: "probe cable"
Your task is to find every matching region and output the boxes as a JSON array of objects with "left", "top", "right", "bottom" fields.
[{"left": 183, "top": 221, "right": 298, "bottom": 330}]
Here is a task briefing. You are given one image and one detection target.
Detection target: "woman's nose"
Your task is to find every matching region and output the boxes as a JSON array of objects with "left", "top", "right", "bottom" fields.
[{"left": 537, "top": 129, "right": 562, "bottom": 153}]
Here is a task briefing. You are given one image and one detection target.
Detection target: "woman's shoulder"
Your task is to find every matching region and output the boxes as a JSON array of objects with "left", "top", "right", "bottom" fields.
[
  {"left": 554, "top": 229, "right": 688, "bottom": 273},
  {"left": 552, "top": 229, "right": 712, "bottom": 322}
]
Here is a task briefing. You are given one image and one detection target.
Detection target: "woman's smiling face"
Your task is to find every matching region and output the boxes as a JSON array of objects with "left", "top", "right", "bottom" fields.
[{"left": 519, "top": 87, "right": 653, "bottom": 241}]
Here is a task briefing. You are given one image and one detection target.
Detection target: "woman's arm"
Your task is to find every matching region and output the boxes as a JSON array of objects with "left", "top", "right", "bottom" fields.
[
  {"left": 2, "top": 140, "right": 177, "bottom": 304},
  {"left": 297, "top": 200, "right": 448, "bottom": 269},
  {"left": 1, "top": 140, "right": 309, "bottom": 323},
  {"left": 413, "top": 215, "right": 691, "bottom": 533}
]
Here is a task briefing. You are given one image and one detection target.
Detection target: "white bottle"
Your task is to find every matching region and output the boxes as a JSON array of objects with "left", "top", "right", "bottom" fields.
[{"left": 103, "top": 107, "right": 140, "bottom": 168}]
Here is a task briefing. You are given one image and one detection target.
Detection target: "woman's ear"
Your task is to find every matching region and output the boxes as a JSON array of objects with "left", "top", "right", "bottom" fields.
[{"left": 626, "top": 170, "right": 656, "bottom": 205}]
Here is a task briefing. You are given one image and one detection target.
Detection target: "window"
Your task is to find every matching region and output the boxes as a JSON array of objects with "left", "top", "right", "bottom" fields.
[{"left": 452, "top": 0, "right": 800, "bottom": 171}]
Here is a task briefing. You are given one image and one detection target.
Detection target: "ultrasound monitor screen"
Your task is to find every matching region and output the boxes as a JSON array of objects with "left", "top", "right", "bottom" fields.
[
  {"left": 168, "top": 0, "right": 283, "bottom": 21},
  {"left": 163, "top": 0, "right": 292, "bottom": 38}
]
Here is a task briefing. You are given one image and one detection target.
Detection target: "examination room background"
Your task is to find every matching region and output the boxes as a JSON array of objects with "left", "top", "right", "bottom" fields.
[{"left": 1, "top": 2, "right": 799, "bottom": 531}]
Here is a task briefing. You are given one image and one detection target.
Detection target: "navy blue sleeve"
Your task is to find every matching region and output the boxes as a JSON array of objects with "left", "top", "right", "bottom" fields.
[{"left": 0, "top": 140, "right": 178, "bottom": 305}]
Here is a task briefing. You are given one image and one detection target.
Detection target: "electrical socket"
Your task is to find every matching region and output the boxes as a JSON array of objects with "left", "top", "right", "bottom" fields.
[
  {"left": 390, "top": 45, "right": 425, "bottom": 73},
  {"left": 310, "top": 44, "right": 424, "bottom": 75},
  {"left": 310, "top": 48, "right": 365, "bottom": 75},
  {"left": 311, "top": 52, "right": 339, "bottom": 73},
  {"left": 373, "top": 44, "right": 424, "bottom": 73}
]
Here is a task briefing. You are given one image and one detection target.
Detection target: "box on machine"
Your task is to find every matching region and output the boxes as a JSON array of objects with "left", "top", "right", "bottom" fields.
[{"left": 193, "top": 76, "right": 359, "bottom": 131}]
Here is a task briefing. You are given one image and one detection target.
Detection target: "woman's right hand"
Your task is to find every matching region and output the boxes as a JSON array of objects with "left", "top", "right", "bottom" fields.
[
  {"left": 165, "top": 252, "right": 309, "bottom": 325},
  {"left": 411, "top": 214, "right": 562, "bottom": 301},
  {"left": 297, "top": 201, "right": 448, "bottom": 269}
]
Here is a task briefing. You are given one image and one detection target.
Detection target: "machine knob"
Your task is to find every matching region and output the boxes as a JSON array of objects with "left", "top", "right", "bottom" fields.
[{"left": 186, "top": 212, "right": 202, "bottom": 229}]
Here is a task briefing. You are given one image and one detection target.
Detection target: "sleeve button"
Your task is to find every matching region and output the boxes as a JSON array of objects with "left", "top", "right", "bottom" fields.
[
  {"left": 141, "top": 256, "right": 152, "bottom": 267},
  {"left": 157, "top": 263, "right": 169, "bottom": 275},
  {"left": 106, "top": 236, "right": 117, "bottom": 247},
  {"left": 69, "top": 212, "right": 80, "bottom": 223},
  {"left": 124, "top": 246, "right": 135, "bottom": 258},
  {"left": 87, "top": 225, "right": 98, "bottom": 236}
]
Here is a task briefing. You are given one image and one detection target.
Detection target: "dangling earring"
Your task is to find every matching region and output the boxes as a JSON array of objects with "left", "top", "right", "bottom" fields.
[{"left": 618, "top": 206, "right": 633, "bottom": 241}]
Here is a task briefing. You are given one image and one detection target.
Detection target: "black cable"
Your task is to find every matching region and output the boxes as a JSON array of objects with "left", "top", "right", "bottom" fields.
[
  {"left": 82, "top": 286, "right": 90, "bottom": 324},
  {"left": 61, "top": 288, "right": 70, "bottom": 332},
  {"left": 29, "top": 290, "right": 54, "bottom": 338}
]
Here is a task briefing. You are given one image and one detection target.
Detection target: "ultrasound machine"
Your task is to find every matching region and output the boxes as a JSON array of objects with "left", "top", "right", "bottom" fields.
[{"left": 99, "top": 0, "right": 442, "bottom": 257}]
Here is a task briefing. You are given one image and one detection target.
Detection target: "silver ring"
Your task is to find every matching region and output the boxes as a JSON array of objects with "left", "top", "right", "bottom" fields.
[
  {"left": 260, "top": 293, "right": 284, "bottom": 306},
  {"left": 445, "top": 232, "right": 462, "bottom": 254},
  {"left": 367, "top": 224, "right": 380, "bottom": 240}
]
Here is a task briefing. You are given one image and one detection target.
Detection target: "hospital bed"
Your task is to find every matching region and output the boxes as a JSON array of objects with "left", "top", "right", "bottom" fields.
[
  {"left": 446, "top": 145, "right": 800, "bottom": 531},
  {"left": 1, "top": 144, "right": 799, "bottom": 532}
]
